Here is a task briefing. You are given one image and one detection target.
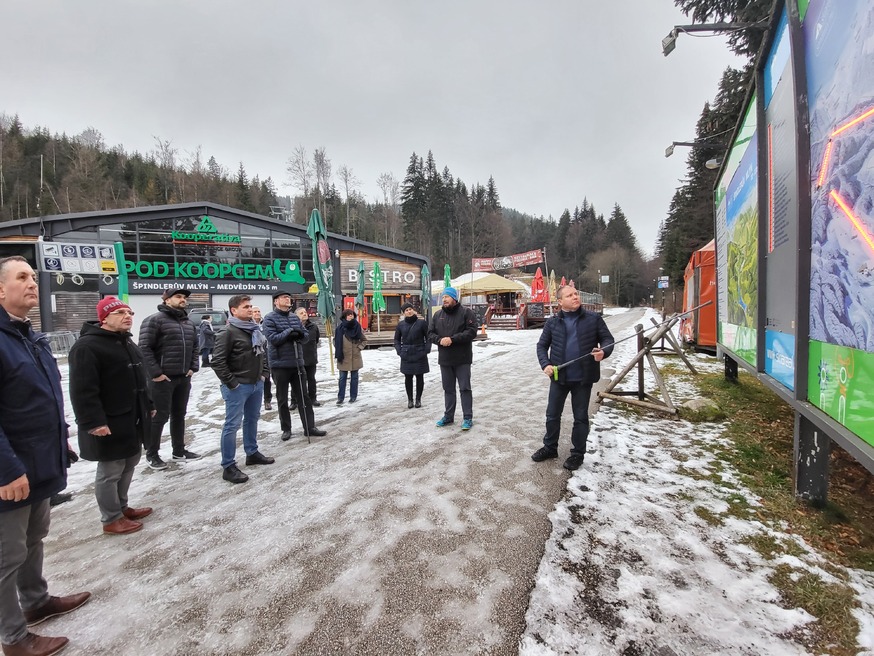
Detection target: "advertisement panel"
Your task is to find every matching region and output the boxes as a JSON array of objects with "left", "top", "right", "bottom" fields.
[
  {"left": 806, "top": 0, "right": 874, "bottom": 355},
  {"left": 471, "top": 249, "right": 543, "bottom": 272},
  {"left": 761, "top": 5, "right": 798, "bottom": 390},
  {"left": 716, "top": 97, "right": 758, "bottom": 362},
  {"left": 808, "top": 341, "right": 874, "bottom": 446},
  {"left": 721, "top": 129, "right": 759, "bottom": 366}
]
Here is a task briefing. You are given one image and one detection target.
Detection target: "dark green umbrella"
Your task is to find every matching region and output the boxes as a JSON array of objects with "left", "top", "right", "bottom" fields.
[
  {"left": 420, "top": 263, "right": 431, "bottom": 320},
  {"left": 444, "top": 263, "right": 451, "bottom": 289},
  {"left": 306, "top": 208, "right": 335, "bottom": 372},
  {"left": 372, "top": 261, "right": 386, "bottom": 332},
  {"left": 356, "top": 260, "right": 366, "bottom": 313}
]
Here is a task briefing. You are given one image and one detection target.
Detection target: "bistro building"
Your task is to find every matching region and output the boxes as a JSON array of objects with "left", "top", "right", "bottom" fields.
[{"left": 0, "top": 202, "right": 429, "bottom": 337}]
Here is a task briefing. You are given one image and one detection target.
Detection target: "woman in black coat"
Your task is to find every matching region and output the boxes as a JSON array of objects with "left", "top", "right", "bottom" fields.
[
  {"left": 69, "top": 303, "right": 155, "bottom": 535},
  {"left": 393, "top": 302, "right": 431, "bottom": 408}
]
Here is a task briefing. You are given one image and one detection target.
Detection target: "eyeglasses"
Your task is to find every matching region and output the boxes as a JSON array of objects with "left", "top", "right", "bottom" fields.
[{"left": 109, "top": 310, "right": 135, "bottom": 316}]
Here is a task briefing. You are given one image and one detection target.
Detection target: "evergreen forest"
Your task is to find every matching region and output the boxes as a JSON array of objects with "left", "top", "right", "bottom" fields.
[{"left": 0, "top": 0, "right": 772, "bottom": 308}]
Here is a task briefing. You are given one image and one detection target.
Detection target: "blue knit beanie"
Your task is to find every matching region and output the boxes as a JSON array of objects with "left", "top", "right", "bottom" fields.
[{"left": 443, "top": 287, "right": 459, "bottom": 301}]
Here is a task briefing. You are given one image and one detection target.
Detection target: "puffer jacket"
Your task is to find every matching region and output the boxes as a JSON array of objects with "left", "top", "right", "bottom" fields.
[
  {"left": 536, "top": 308, "right": 615, "bottom": 385},
  {"left": 428, "top": 303, "right": 478, "bottom": 366},
  {"left": 394, "top": 316, "right": 431, "bottom": 376},
  {"left": 69, "top": 321, "right": 153, "bottom": 462},
  {"left": 0, "top": 306, "right": 68, "bottom": 512},
  {"left": 262, "top": 309, "right": 308, "bottom": 368},
  {"left": 138, "top": 304, "right": 199, "bottom": 378}
]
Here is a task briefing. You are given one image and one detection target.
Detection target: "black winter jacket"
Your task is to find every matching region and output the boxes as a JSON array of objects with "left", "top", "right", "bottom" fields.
[
  {"left": 138, "top": 304, "right": 199, "bottom": 378},
  {"left": 198, "top": 320, "right": 216, "bottom": 350},
  {"left": 211, "top": 324, "right": 269, "bottom": 388},
  {"left": 262, "top": 309, "right": 308, "bottom": 368},
  {"left": 394, "top": 316, "right": 431, "bottom": 375},
  {"left": 300, "top": 319, "right": 320, "bottom": 366},
  {"left": 0, "top": 307, "right": 69, "bottom": 512},
  {"left": 428, "top": 303, "right": 478, "bottom": 367},
  {"left": 69, "top": 322, "right": 153, "bottom": 462},
  {"left": 536, "top": 309, "right": 614, "bottom": 385}
]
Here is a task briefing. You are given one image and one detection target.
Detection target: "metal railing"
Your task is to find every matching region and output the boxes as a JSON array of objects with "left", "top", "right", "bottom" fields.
[{"left": 45, "top": 331, "right": 79, "bottom": 357}]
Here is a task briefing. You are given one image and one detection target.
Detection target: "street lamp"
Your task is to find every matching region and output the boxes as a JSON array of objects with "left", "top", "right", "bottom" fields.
[
  {"left": 597, "top": 269, "right": 601, "bottom": 297},
  {"left": 662, "top": 21, "right": 767, "bottom": 57}
]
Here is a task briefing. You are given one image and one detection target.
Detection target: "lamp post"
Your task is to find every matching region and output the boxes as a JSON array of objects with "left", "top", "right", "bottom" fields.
[{"left": 597, "top": 269, "right": 601, "bottom": 297}]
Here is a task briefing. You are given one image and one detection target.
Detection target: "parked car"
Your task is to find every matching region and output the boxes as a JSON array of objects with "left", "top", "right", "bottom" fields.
[{"left": 188, "top": 308, "right": 229, "bottom": 332}]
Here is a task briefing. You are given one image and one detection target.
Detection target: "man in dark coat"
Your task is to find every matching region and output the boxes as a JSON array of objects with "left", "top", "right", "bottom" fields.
[
  {"left": 534, "top": 285, "right": 614, "bottom": 471},
  {"left": 69, "top": 297, "right": 156, "bottom": 536},
  {"left": 295, "top": 307, "right": 321, "bottom": 406},
  {"left": 428, "top": 287, "right": 478, "bottom": 430},
  {"left": 138, "top": 287, "right": 201, "bottom": 469},
  {"left": 211, "top": 295, "right": 275, "bottom": 484},
  {"left": 198, "top": 316, "right": 215, "bottom": 367},
  {"left": 394, "top": 302, "right": 430, "bottom": 408},
  {"left": 0, "top": 256, "right": 90, "bottom": 656},
  {"left": 263, "top": 291, "right": 326, "bottom": 440}
]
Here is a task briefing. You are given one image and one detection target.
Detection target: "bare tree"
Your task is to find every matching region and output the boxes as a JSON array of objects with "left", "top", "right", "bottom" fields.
[
  {"left": 286, "top": 145, "right": 313, "bottom": 221},
  {"left": 337, "top": 164, "right": 359, "bottom": 236},
  {"left": 313, "top": 147, "right": 331, "bottom": 218},
  {"left": 151, "top": 137, "right": 177, "bottom": 204}
]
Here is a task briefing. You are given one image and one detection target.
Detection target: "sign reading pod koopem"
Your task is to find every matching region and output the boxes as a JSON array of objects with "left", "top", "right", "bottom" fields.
[{"left": 124, "top": 258, "right": 305, "bottom": 284}]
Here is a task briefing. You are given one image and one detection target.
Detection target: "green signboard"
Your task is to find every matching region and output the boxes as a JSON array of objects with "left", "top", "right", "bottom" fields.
[
  {"left": 124, "top": 258, "right": 305, "bottom": 284},
  {"left": 809, "top": 340, "right": 874, "bottom": 446}
]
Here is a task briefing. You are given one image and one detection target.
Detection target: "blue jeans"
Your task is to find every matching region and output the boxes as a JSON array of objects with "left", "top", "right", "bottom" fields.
[
  {"left": 338, "top": 370, "right": 359, "bottom": 402},
  {"left": 219, "top": 381, "right": 264, "bottom": 469},
  {"left": 543, "top": 380, "right": 592, "bottom": 456}
]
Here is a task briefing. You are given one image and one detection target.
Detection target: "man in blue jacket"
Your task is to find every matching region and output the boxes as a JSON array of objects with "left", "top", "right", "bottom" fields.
[
  {"left": 262, "top": 291, "right": 326, "bottom": 440},
  {"left": 534, "top": 285, "right": 614, "bottom": 471},
  {"left": 0, "top": 256, "right": 90, "bottom": 656}
]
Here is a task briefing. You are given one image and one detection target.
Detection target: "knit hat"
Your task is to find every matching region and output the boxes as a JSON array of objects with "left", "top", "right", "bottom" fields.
[
  {"left": 97, "top": 296, "right": 132, "bottom": 322},
  {"left": 401, "top": 302, "right": 414, "bottom": 312},
  {"left": 443, "top": 287, "right": 459, "bottom": 302}
]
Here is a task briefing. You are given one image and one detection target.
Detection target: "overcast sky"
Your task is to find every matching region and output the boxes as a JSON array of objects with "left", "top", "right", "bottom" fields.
[{"left": 2, "top": 1, "right": 741, "bottom": 257}]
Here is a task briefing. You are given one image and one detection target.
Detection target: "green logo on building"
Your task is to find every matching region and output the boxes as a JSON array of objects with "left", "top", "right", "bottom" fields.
[
  {"left": 196, "top": 216, "right": 218, "bottom": 233},
  {"left": 172, "top": 216, "right": 241, "bottom": 246}
]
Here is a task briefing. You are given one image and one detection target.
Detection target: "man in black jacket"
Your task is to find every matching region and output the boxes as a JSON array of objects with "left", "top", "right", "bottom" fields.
[
  {"left": 138, "top": 287, "right": 201, "bottom": 470},
  {"left": 428, "top": 287, "right": 478, "bottom": 431},
  {"left": 69, "top": 297, "right": 155, "bottom": 535},
  {"left": 534, "top": 285, "right": 614, "bottom": 471},
  {"left": 211, "top": 295, "right": 274, "bottom": 484}
]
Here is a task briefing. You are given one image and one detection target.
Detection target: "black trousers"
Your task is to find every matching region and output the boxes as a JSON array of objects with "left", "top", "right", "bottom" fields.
[
  {"left": 147, "top": 375, "right": 191, "bottom": 457},
  {"left": 440, "top": 364, "right": 472, "bottom": 421},
  {"left": 263, "top": 370, "right": 272, "bottom": 403},
  {"left": 304, "top": 364, "right": 318, "bottom": 402},
  {"left": 272, "top": 367, "right": 316, "bottom": 434},
  {"left": 404, "top": 374, "right": 424, "bottom": 400}
]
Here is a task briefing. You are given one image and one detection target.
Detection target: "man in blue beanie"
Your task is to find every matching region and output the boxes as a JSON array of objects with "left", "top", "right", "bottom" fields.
[{"left": 428, "top": 287, "right": 478, "bottom": 430}]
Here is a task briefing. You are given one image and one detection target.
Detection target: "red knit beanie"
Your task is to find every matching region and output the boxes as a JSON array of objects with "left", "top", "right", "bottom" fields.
[{"left": 97, "top": 296, "right": 132, "bottom": 322}]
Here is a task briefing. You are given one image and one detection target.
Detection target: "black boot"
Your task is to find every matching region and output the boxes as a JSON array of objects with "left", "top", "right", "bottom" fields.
[
  {"left": 408, "top": 397, "right": 414, "bottom": 409},
  {"left": 415, "top": 398, "right": 422, "bottom": 408}
]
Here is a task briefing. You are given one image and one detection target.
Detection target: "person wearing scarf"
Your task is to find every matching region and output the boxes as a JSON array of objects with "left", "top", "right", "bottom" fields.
[
  {"left": 211, "top": 295, "right": 274, "bottom": 484},
  {"left": 334, "top": 309, "right": 367, "bottom": 404}
]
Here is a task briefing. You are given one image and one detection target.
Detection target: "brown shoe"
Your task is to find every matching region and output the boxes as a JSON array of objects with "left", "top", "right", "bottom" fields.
[
  {"left": 23, "top": 591, "right": 91, "bottom": 627},
  {"left": 102, "top": 517, "right": 143, "bottom": 536},
  {"left": 122, "top": 507, "right": 153, "bottom": 520},
  {"left": 1, "top": 632, "right": 69, "bottom": 656}
]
